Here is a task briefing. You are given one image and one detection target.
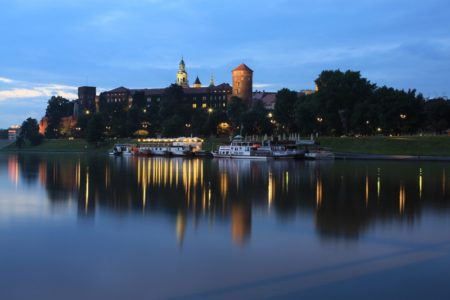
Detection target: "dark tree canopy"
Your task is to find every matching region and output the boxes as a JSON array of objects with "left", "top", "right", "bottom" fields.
[
  {"left": 19, "top": 117, "right": 43, "bottom": 146},
  {"left": 45, "top": 96, "right": 72, "bottom": 138}
]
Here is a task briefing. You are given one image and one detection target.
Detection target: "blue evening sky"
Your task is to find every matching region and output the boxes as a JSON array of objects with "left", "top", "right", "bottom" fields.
[{"left": 1, "top": 0, "right": 449, "bottom": 127}]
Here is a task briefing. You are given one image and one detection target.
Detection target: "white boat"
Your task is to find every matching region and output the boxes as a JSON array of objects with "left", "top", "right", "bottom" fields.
[
  {"left": 212, "top": 136, "right": 271, "bottom": 159},
  {"left": 212, "top": 136, "right": 306, "bottom": 160},
  {"left": 109, "top": 144, "right": 135, "bottom": 156},
  {"left": 137, "top": 137, "right": 203, "bottom": 157}
]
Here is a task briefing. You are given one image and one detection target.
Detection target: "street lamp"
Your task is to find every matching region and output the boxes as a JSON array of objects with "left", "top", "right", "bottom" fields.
[
  {"left": 400, "top": 114, "right": 407, "bottom": 120},
  {"left": 185, "top": 123, "right": 191, "bottom": 128},
  {"left": 267, "top": 112, "right": 273, "bottom": 118},
  {"left": 316, "top": 117, "right": 323, "bottom": 123},
  {"left": 208, "top": 108, "right": 213, "bottom": 114}
]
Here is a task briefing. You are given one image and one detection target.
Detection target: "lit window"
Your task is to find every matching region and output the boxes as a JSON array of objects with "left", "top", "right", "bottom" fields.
[
  {"left": 202, "top": 103, "right": 207, "bottom": 108},
  {"left": 192, "top": 103, "right": 197, "bottom": 108}
]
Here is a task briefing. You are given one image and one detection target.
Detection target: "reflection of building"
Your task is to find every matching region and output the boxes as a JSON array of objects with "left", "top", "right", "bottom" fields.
[{"left": 231, "top": 203, "right": 251, "bottom": 246}]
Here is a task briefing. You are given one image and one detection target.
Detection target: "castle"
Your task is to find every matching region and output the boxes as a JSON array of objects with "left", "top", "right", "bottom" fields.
[{"left": 74, "top": 58, "right": 261, "bottom": 117}]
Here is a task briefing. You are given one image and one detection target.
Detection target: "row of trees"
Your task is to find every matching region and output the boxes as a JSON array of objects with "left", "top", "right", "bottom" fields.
[
  {"left": 274, "top": 70, "right": 450, "bottom": 136},
  {"left": 36, "top": 70, "right": 450, "bottom": 144}
]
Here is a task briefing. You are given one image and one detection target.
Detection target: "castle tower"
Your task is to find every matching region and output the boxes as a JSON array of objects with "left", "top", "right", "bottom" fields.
[
  {"left": 193, "top": 76, "right": 202, "bottom": 88},
  {"left": 232, "top": 63, "right": 253, "bottom": 103},
  {"left": 176, "top": 57, "right": 189, "bottom": 88}
]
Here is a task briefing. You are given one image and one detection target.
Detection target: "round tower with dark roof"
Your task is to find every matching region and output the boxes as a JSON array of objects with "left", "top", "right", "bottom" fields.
[{"left": 232, "top": 63, "right": 253, "bottom": 103}]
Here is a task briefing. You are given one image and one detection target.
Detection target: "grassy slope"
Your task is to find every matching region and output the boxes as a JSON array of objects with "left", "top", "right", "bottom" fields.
[
  {"left": 318, "top": 136, "right": 450, "bottom": 156},
  {"left": 1, "top": 139, "right": 117, "bottom": 153}
]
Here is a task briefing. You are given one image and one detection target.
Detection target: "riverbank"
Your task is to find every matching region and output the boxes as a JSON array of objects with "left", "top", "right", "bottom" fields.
[
  {"left": 0, "top": 139, "right": 117, "bottom": 153},
  {"left": 2, "top": 136, "right": 450, "bottom": 160},
  {"left": 318, "top": 136, "right": 450, "bottom": 157}
]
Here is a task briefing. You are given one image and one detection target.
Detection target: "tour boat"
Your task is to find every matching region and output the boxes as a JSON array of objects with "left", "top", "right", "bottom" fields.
[
  {"left": 136, "top": 137, "right": 203, "bottom": 157},
  {"left": 212, "top": 136, "right": 302, "bottom": 159}
]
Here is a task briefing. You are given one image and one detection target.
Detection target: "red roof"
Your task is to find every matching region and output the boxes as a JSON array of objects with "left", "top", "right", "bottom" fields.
[{"left": 233, "top": 63, "right": 253, "bottom": 73}]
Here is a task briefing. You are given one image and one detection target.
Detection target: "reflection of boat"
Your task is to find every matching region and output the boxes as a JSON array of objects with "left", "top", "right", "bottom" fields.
[
  {"left": 109, "top": 144, "right": 135, "bottom": 156},
  {"left": 305, "top": 149, "right": 335, "bottom": 160},
  {"left": 212, "top": 136, "right": 304, "bottom": 159}
]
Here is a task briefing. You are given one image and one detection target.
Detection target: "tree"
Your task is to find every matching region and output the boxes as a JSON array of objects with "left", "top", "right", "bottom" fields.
[
  {"left": 314, "top": 70, "right": 376, "bottom": 135},
  {"left": 45, "top": 96, "right": 72, "bottom": 138},
  {"left": 86, "top": 113, "right": 105, "bottom": 144},
  {"left": 376, "top": 87, "right": 424, "bottom": 135},
  {"left": 274, "top": 89, "right": 298, "bottom": 132},
  {"left": 227, "top": 96, "right": 247, "bottom": 131},
  {"left": 423, "top": 98, "right": 450, "bottom": 134},
  {"left": 19, "top": 118, "right": 43, "bottom": 146},
  {"left": 242, "top": 100, "right": 273, "bottom": 136},
  {"left": 295, "top": 94, "right": 320, "bottom": 135}
]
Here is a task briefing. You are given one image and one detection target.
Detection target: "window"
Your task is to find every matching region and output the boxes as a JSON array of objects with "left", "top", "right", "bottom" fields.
[
  {"left": 202, "top": 103, "right": 207, "bottom": 108},
  {"left": 192, "top": 103, "right": 197, "bottom": 108}
]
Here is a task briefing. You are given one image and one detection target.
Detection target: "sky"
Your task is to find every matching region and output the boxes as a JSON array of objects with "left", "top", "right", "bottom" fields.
[{"left": 1, "top": 0, "right": 450, "bottom": 128}]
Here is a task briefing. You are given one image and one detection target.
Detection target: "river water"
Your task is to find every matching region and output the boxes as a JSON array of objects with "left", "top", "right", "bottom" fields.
[{"left": 1, "top": 154, "right": 449, "bottom": 299}]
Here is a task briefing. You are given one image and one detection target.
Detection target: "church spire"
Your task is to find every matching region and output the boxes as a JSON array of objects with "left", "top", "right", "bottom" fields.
[
  {"left": 209, "top": 74, "right": 215, "bottom": 87},
  {"left": 176, "top": 57, "right": 189, "bottom": 87}
]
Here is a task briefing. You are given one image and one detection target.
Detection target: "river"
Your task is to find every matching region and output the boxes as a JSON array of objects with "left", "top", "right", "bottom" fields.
[{"left": 1, "top": 154, "right": 449, "bottom": 299}]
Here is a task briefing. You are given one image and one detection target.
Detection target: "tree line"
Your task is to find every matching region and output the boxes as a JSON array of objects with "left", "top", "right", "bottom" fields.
[{"left": 15, "top": 70, "right": 450, "bottom": 145}]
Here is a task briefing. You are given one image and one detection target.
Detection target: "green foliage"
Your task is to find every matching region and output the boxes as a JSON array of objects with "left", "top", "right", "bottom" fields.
[
  {"left": 227, "top": 96, "right": 247, "bottom": 130},
  {"left": 423, "top": 98, "right": 450, "bottom": 134},
  {"left": 19, "top": 117, "right": 43, "bottom": 146},
  {"left": 242, "top": 100, "right": 273, "bottom": 136},
  {"left": 86, "top": 113, "right": 105, "bottom": 144},
  {"left": 0, "top": 129, "right": 8, "bottom": 139},
  {"left": 274, "top": 88, "right": 298, "bottom": 132},
  {"left": 45, "top": 96, "right": 72, "bottom": 138}
]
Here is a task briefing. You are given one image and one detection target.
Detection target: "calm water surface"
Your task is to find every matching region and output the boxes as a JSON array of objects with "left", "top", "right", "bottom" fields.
[{"left": 1, "top": 154, "right": 450, "bottom": 299}]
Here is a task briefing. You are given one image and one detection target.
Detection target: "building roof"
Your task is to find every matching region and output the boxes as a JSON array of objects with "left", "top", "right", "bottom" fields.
[
  {"left": 108, "top": 87, "right": 130, "bottom": 93},
  {"left": 194, "top": 76, "right": 201, "bottom": 85},
  {"left": 253, "top": 91, "right": 276, "bottom": 108},
  {"left": 232, "top": 63, "right": 253, "bottom": 73}
]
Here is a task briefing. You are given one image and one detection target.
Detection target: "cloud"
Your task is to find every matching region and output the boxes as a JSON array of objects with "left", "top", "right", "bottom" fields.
[
  {"left": 0, "top": 83, "right": 78, "bottom": 102},
  {"left": 0, "top": 77, "right": 14, "bottom": 84},
  {"left": 254, "top": 83, "right": 275, "bottom": 89}
]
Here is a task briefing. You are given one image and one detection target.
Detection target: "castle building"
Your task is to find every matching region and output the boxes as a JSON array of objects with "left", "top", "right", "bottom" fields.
[
  {"left": 232, "top": 64, "right": 253, "bottom": 103},
  {"left": 77, "top": 86, "right": 97, "bottom": 114}
]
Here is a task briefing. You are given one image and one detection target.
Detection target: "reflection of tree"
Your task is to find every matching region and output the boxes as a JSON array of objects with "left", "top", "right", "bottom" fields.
[{"left": 12, "top": 155, "right": 450, "bottom": 243}]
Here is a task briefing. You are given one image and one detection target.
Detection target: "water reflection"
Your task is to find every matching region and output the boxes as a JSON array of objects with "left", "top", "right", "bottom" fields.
[{"left": 2, "top": 154, "right": 450, "bottom": 245}]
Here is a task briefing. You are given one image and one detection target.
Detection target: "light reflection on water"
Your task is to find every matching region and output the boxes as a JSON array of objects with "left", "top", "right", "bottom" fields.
[
  {"left": 2, "top": 154, "right": 450, "bottom": 242},
  {"left": 1, "top": 154, "right": 450, "bottom": 299}
]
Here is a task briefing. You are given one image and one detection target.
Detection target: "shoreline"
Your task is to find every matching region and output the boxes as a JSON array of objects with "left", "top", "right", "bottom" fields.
[{"left": 2, "top": 149, "right": 450, "bottom": 161}]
